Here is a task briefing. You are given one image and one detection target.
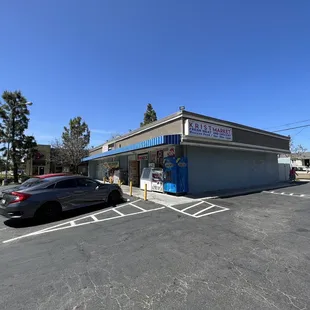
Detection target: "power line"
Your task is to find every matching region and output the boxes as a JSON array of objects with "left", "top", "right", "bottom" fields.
[
  {"left": 273, "top": 124, "right": 310, "bottom": 133},
  {"left": 264, "top": 119, "right": 310, "bottom": 130},
  {"left": 291, "top": 127, "right": 306, "bottom": 137}
]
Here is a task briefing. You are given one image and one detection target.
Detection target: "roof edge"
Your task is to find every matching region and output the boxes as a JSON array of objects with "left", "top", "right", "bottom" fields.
[{"left": 182, "top": 111, "right": 290, "bottom": 140}]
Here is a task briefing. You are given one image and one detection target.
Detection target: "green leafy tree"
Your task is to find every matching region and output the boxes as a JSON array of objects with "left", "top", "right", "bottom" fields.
[
  {"left": 140, "top": 103, "right": 157, "bottom": 127},
  {"left": 0, "top": 91, "right": 37, "bottom": 182},
  {"left": 52, "top": 117, "right": 90, "bottom": 173},
  {"left": 0, "top": 157, "right": 6, "bottom": 171}
]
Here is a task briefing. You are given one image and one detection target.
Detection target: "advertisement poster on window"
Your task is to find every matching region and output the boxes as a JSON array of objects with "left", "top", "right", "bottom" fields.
[
  {"left": 164, "top": 147, "right": 175, "bottom": 157},
  {"left": 129, "top": 161, "right": 139, "bottom": 186},
  {"left": 157, "top": 150, "right": 163, "bottom": 165},
  {"left": 150, "top": 152, "right": 157, "bottom": 163}
]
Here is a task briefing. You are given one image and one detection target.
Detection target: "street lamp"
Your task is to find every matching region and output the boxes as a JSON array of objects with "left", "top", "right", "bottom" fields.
[{"left": 4, "top": 101, "right": 33, "bottom": 182}]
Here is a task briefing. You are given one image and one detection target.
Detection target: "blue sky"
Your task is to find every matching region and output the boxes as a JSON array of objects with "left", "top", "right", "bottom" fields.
[{"left": 1, "top": 0, "right": 309, "bottom": 148}]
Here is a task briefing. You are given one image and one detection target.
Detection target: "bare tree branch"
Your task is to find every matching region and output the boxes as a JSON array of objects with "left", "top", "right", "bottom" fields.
[{"left": 289, "top": 137, "right": 307, "bottom": 159}]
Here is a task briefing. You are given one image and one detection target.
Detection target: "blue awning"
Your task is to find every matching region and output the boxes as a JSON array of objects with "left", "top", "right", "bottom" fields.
[{"left": 82, "top": 134, "right": 181, "bottom": 162}]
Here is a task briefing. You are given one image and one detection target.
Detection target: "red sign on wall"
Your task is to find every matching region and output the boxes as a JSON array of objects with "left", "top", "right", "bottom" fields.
[{"left": 138, "top": 153, "right": 148, "bottom": 160}]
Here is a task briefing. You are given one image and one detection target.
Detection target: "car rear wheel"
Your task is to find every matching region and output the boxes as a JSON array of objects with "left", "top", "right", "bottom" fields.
[
  {"left": 108, "top": 190, "right": 121, "bottom": 206},
  {"left": 35, "top": 202, "right": 62, "bottom": 222}
]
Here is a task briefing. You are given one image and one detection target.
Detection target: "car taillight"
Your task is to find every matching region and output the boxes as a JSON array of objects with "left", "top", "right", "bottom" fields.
[{"left": 9, "top": 192, "right": 31, "bottom": 204}]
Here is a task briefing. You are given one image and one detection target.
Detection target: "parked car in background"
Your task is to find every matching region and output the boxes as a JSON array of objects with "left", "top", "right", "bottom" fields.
[{"left": 0, "top": 175, "right": 124, "bottom": 221}]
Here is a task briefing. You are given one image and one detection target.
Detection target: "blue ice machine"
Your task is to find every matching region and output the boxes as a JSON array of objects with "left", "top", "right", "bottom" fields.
[{"left": 163, "top": 157, "right": 188, "bottom": 194}]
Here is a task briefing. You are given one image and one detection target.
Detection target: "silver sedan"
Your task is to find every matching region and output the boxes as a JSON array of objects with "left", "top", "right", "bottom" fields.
[{"left": 0, "top": 175, "right": 124, "bottom": 221}]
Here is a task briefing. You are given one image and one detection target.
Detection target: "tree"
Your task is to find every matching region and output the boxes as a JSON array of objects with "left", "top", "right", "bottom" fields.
[
  {"left": 289, "top": 136, "right": 307, "bottom": 160},
  {"left": 51, "top": 117, "right": 90, "bottom": 173},
  {"left": 140, "top": 103, "right": 157, "bottom": 127},
  {"left": 0, "top": 91, "right": 37, "bottom": 182}
]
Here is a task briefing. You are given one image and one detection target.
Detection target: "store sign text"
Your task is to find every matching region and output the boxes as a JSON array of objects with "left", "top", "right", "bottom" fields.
[
  {"left": 103, "top": 161, "right": 119, "bottom": 169},
  {"left": 185, "top": 119, "right": 233, "bottom": 141},
  {"left": 138, "top": 153, "right": 148, "bottom": 160}
]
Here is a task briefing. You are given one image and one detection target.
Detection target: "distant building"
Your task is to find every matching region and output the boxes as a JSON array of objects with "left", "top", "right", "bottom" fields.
[
  {"left": 279, "top": 152, "right": 310, "bottom": 168},
  {"left": 25, "top": 144, "right": 88, "bottom": 176},
  {"left": 25, "top": 144, "right": 51, "bottom": 175},
  {"left": 291, "top": 152, "right": 310, "bottom": 167}
]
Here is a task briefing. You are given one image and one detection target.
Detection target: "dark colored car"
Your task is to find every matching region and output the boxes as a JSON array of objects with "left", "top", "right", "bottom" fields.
[{"left": 0, "top": 175, "right": 124, "bottom": 221}]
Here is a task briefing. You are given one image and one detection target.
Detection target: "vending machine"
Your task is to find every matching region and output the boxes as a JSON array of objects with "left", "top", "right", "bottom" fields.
[
  {"left": 163, "top": 157, "right": 188, "bottom": 194},
  {"left": 140, "top": 167, "right": 164, "bottom": 192}
]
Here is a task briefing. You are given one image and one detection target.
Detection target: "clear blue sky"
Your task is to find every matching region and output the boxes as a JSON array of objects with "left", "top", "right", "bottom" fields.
[{"left": 1, "top": 0, "right": 309, "bottom": 148}]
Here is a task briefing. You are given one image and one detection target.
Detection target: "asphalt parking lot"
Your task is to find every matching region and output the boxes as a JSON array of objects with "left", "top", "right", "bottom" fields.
[{"left": 1, "top": 183, "right": 310, "bottom": 310}]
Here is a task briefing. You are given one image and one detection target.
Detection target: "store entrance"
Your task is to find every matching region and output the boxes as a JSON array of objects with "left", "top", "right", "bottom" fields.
[
  {"left": 129, "top": 160, "right": 140, "bottom": 187},
  {"left": 139, "top": 160, "right": 148, "bottom": 177}
]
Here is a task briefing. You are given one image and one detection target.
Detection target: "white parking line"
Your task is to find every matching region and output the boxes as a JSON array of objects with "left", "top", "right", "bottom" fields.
[
  {"left": 130, "top": 203, "right": 146, "bottom": 212},
  {"left": 263, "top": 191, "right": 310, "bottom": 198},
  {"left": 113, "top": 208, "right": 125, "bottom": 216},
  {"left": 193, "top": 205, "right": 215, "bottom": 216},
  {"left": 2, "top": 199, "right": 165, "bottom": 244},
  {"left": 3, "top": 205, "right": 165, "bottom": 244},
  {"left": 195, "top": 208, "right": 229, "bottom": 218},
  {"left": 166, "top": 200, "right": 229, "bottom": 218},
  {"left": 90, "top": 215, "right": 98, "bottom": 222},
  {"left": 182, "top": 201, "right": 204, "bottom": 211}
]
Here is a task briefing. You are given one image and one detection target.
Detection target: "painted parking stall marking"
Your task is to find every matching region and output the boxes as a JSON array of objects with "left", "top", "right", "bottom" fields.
[
  {"left": 167, "top": 200, "right": 229, "bottom": 218},
  {"left": 3, "top": 199, "right": 165, "bottom": 244},
  {"left": 263, "top": 191, "right": 310, "bottom": 199}
]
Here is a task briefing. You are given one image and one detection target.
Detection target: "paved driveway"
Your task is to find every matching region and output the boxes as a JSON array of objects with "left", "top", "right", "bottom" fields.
[{"left": 0, "top": 189, "right": 310, "bottom": 310}]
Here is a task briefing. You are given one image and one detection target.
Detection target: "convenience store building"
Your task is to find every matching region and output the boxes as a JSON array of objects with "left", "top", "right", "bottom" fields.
[{"left": 82, "top": 110, "right": 290, "bottom": 194}]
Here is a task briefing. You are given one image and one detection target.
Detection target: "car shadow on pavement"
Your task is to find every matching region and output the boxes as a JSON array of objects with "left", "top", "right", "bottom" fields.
[{"left": 3, "top": 199, "right": 126, "bottom": 229}]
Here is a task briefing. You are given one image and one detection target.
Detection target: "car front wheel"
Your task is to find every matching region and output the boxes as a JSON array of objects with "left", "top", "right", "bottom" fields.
[{"left": 108, "top": 190, "right": 121, "bottom": 206}]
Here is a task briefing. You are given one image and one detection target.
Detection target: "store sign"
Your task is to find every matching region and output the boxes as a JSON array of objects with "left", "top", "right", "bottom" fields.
[
  {"left": 103, "top": 161, "right": 119, "bottom": 169},
  {"left": 185, "top": 119, "right": 233, "bottom": 141},
  {"left": 138, "top": 153, "right": 148, "bottom": 160}
]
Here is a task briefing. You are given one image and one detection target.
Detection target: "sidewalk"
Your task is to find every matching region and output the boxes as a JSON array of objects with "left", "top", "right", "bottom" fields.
[
  {"left": 120, "top": 184, "right": 197, "bottom": 207},
  {"left": 98, "top": 180, "right": 300, "bottom": 206},
  {"left": 120, "top": 181, "right": 300, "bottom": 205}
]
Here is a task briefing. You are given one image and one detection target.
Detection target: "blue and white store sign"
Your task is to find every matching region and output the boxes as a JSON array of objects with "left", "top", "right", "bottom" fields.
[{"left": 185, "top": 119, "right": 233, "bottom": 141}]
